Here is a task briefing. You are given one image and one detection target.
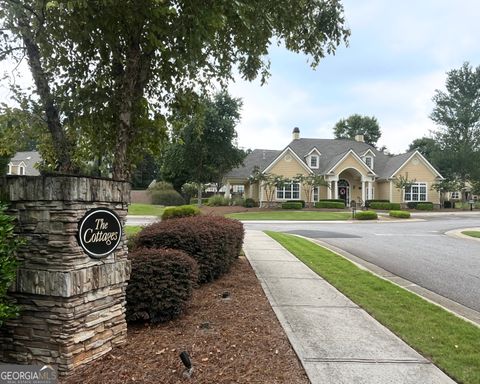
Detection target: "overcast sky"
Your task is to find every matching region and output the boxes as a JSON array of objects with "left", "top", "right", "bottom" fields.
[
  {"left": 228, "top": 0, "right": 480, "bottom": 154},
  {"left": 1, "top": 1, "right": 480, "bottom": 155}
]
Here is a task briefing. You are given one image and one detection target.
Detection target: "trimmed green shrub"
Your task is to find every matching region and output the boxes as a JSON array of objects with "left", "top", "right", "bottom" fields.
[
  {"left": 231, "top": 197, "right": 245, "bottom": 206},
  {"left": 355, "top": 210, "right": 378, "bottom": 220},
  {"left": 161, "top": 205, "right": 200, "bottom": 220},
  {"left": 416, "top": 202, "right": 434, "bottom": 211},
  {"left": 207, "top": 195, "right": 229, "bottom": 206},
  {"left": 287, "top": 199, "right": 305, "bottom": 208},
  {"left": 365, "top": 199, "right": 389, "bottom": 208},
  {"left": 136, "top": 216, "right": 244, "bottom": 283},
  {"left": 389, "top": 210, "right": 411, "bottom": 218},
  {"left": 0, "top": 204, "right": 23, "bottom": 326},
  {"left": 282, "top": 202, "right": 303, "bottom": 209},
  {"left": 189, "top": 197, "right": 209, "bottom": 205},
  {"left": 315, "top": 201, "right": 345, "bottom": 209},
  {"left": 369, "top": 202, "right": 401, "bottom": 210},
  {"left": 244, "top": 198, "right": 257, "bottom": 208},
  {"left": 443, "top": 201, "right": 452, "bottom": 208},
  {"left": 150, "top": 189, "right": 185, "bottom": 206},
  {"left": 317, "top": 199, "right": 345, "bottom": 203},
  {"left": 126, "top": 248, "right": 198, "bottom": 323},
  {"left": 148, "top": 181, "right": 175, "bottom": 191}
]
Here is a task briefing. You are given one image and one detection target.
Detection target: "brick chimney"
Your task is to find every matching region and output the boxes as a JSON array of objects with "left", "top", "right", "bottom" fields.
[
  {"left": 354, "top": 133, "right": 365, "bottom": 142},
  {"left": 292, "top": 127, "right": 300, "bottom": 140}
]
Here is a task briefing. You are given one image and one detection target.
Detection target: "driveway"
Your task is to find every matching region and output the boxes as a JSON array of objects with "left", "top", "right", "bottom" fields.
[{"left": 243, "top": 214, "right": 480, "bottom": 313}]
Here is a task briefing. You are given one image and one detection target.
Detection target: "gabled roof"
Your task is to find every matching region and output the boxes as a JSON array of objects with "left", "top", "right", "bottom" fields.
[
  {"left": 8, "top": 151, "right": 42, "bottom": 176},
  {"left": 263, "top": 146, "right": 313, "bottom": 174},
  {"left": 305, "top": 147, "right": 321, "bottom": 157},
  {"left": 225, "top": 149, "right": 281, "bottom": 179},
  {"left": 326, "top": 149, "right": 377, "bottom": 176},
  {"left": 389, "top": 150, "right": 444, "bottom": 179}
]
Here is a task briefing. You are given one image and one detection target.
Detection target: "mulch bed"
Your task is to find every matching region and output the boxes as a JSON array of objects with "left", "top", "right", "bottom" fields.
[{"left": 62, "top": 257, "right": 309, "bottom": 384}]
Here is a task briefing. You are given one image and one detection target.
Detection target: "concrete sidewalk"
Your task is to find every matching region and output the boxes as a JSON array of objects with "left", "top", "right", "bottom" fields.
[{"left": 243, "top": 230, "right": 456, "bottom": 384}]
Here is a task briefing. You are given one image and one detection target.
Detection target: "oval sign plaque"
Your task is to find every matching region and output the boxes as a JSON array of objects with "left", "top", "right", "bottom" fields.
[{"left": 77, "top": 208, "right": 122, "bottom": 258}]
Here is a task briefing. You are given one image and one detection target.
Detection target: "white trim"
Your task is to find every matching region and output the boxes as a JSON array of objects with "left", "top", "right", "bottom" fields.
[
  {"left": 403, "top": 181, "right": 428, "bottom": 202},
  {"left": 7, "top": 163, "right": 12, "bottom": 175},
  {"left": 305, "top": 147, "right": 321, "bottom": 157},
  {"left": 364, "top": 155, "right": 374, "bottom": 170},
  {"left": 361, "top": 148, "right": 376, "bottom": 157},
  {"left": 389, "top": 181, "right": 393, "bottom": 201},
  {"left": 262, "top": 146, "right": 313, "bottom": 175},
  {"left": 390, "top": 150, "right": 444, "bottom": 179},
  {"left": 308, "top": 154, "right": 320, "bottom": 169},
  {"left": 276, "top": 182, "right": 301, "bottom": 200},
  {"left": 327, "top": 149, "right": 377, "bottom": 176}
]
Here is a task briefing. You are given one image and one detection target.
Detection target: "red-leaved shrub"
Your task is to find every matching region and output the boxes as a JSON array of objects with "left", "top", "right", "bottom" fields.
[
  {"left": 126, "top": 248, "right": 198, "bottom": 323},
  {"left": 135, "top": 216, "right": 244, "bottom": 283}
]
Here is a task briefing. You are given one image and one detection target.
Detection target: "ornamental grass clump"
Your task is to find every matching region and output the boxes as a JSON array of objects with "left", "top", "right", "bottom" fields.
[
  {"left": 126, "top": 248, "right": 198, "bottom": 323},
  {"left": 136, "top": 216, "right": 244, "bottom": 283}
]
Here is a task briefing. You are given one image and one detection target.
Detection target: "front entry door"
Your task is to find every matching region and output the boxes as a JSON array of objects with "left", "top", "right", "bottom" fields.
[{"left": 338, "top": 179, "right": 349, "bottom": 206}]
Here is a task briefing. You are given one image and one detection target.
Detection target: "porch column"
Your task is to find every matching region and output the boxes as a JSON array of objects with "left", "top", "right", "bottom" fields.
[
  {"left": 327, "top": 181, "right": 332, "bottom": 199},
  {"left": 361, "top": 180, "right": 366, "bottom": 204},
  {"left": 333, "top": 180, "right": 338, "bottom": 200},
  {"left": 248, "top": 183, "right": 252, "bottom": 199},
  {"left": 224, "top": 182, "right": 231, "bottom": 199},
  {"left": 367, "top": 181, "right": 373, "bottom": 200}
]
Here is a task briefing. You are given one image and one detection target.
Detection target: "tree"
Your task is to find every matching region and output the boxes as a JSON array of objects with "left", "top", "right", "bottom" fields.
[
  {"left": 249, "top": 168, "right": 287, "bottom": 208},
  {"left": 161, "top": 92, "right": 246, "bottom": 204},
  {"left": 430, "top": 62, "right": 480, "bottom": 198},
  {"left": 333, "top": 114, "right": 381, "bottom": 146},
  {"left": 393, "top": 175, "right": 416, "bottom": 204},
  {"left": 293, "top": 173, "right": 329, "bottom": 207},
  {"left": 407, "top": 137, "right": 440, "bottom": 163},
  {"left": 1, "top": 0, "right": 350, "bottom": 180}
]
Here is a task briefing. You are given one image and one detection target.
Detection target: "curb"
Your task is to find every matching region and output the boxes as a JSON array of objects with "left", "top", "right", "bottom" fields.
[{"left": 445, "top": 227, "right": 480, "bottom": 242}]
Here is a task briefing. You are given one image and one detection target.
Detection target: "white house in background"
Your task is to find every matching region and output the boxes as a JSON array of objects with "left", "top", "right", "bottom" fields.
[{"left": 7, "top": 151, "right": 42, "bottom": 176}]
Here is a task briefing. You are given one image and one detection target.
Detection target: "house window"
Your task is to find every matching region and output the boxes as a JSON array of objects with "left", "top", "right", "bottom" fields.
[
  {"left": 19, "top": 166, "right": 25, "bottom": 175},
  {"left": 404, "top": 182, "right": 427, "bottom": 202},
  {"left": 310, "top": 155, "right": 319, "bottom": 168},
  {"left": 7, "top": 164, "right": 12, "bottom": 175},
  {"left": 277, "top": 183, "right": 300, "bottom": 200},
  {"left": 364, "top": 156, "right": 373, "bottom": 169},
  {"left": 313, "top": 187, "right": 319, "bottom": 202},
  {"left": 451, "top": 191, "right": 460, "bottom": 199}
]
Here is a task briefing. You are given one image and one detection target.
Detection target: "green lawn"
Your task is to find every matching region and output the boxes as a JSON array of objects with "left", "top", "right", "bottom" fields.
[
  {"left": 128, "top": 203, "right": 164, "bottom": 216},
  {"left": 125, "top": 225, "right": 143, "bottom": 237},
  {"left": 266, "top": 231, "right": 480, "bottom": 384},
  {"left": 226, "top": 211, "right": 351, "bottom": 221},
  {"left": 462, "top": 231, "right": 480, "bottom": 238}
]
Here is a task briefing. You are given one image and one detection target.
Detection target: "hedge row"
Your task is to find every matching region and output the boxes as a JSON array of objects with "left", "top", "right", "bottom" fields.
[
  {"left": 136, "top": 216, "right": 244, "bottom": 283},
  {"left": 318, "top": 199, "right": 345, "bottom": 203},
  {"left": 161, "top": 205, "right": 200, "bottom": 220},
  {"left": 365, "top": 199, "right": 389, "bottom": 208},
  {"left": 369, "top": 202, "right": 401, "bottom": 210},
  {"left": 406, "top": 201, "right": 434, "bottom": 210},
  {"left": 287, "top": 200, "right": 305, "bottom": 208},
  {"left": 389, "top": 210, "right": 411, "bottom": 218},
  {"left": 282, "top": 202, "right": 303, "bottom": 209},
  {"left": 126, "top": 248, "right": 198, "bottom": 323},
  {"left": 355, "top": 210, "right": 378, "bottom": 220},
  {"left": 315, "top": 201, "right": 345, "bottom": 209}
]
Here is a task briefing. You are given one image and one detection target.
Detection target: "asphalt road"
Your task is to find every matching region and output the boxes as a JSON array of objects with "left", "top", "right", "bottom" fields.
[{"left": 243, "top": 214, "right": 480, "bottom": 312}]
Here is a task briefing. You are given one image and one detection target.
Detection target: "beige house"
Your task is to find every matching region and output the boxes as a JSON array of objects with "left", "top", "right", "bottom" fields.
[
  {"left": 225, "top": 128, "right": 444, "bottom": 207},
  {"left": 7, "top": 151, "right": 42, "bottom": 176}
]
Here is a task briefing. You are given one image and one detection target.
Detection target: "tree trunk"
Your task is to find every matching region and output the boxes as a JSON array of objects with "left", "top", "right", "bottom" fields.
[
  {"left": 197, "top": 183, "right": 203, "bottom": 206},
  {"left": 20, "top": 22, "right": 74, "bottom": 173}
]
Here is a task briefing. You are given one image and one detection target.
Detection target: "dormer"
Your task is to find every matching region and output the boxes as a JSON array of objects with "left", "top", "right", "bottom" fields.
[
  {"left": 305, "top": 148, "right": 321, "bottom": 169},
  {"left": 361, "top": 149, "right": 376, "bottom": 170}
]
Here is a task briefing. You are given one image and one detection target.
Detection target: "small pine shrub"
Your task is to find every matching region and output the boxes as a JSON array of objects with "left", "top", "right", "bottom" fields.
[
  {"left": 150, "top": 189, "right": 185, "bottom": 206},
  {"left": 389, "top": 210, "right": 411, "bottom": 218},
  {"left": 416, "top": 202, "right": 434, "bottom": 211},
  {"left": 207, "top": 195, "right": 229, "bottom": 206},
  {"left": 282, "top": 202, "right": 303, "bottom": 209},
  {"left": 315, "top": 201, "right": 345, "bottom": 209},
  {"left": 355, "top": 210, "right": 378, "bottom": 220},
  {"left": 126, "top": 248, "right": 198, "bottom": 323},
  {"left": 244, "top": 198, "right": 256, "bottom": 208},
  {"left": 369, "top": 202, "right": 401, "bottom": 210},
  {"left": 136, "top": 216, "right": 244, "bottom": 283},
  {"left": 406, "top": 201, "right": 418, "bottom": 209},
  {"left": 443, "top": 201, "right": 452, "bottom": 208},
  {"left": 161, "top": 205, "right": 200, "bottom": 220}
]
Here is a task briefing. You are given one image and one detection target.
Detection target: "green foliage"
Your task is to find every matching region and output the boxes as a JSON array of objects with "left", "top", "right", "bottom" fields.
[
  {"left": 0, "top": 204, "right": 23, "bottom": 326},
  {"left": 249, "top": 167, "right": 288, "bottom": 207},
  {"left": 136, "top": 216, "right": 244, "bottom": 283},
  {"left": 148, "top": 181, "right": 174, "bottom": 191},
  {"left": 244, "top": 198, "right": 257, "bottom": 208},
  {"left": 354, "top": 210, "right": 378, "bottom": 220},
  {"left": 333, "top": 114, "right": 382, "bottom": 145},
  {"left": 126, "top": 248, "right": 198, "bottom": 323},
  {"left": 318, "top": 199, "right": 345, "bottom": 203},
  {"left": 369, "top": 202, "right": 401, "bottom": 210},
  {"left": 443, "top": 201, "right": 452, "bottom": 208},
  {"left": 206, "top": 195, "right": 229, "bottom": 207},
  {"left": 389, "top": 210, "right": 411, "bottom": 218},
  {"left": 407, "top": 137, "right": 440, "bottom": 163},
  {"left": 281, "top": 202, "right": 303, "bottom": 209},
  {"left": 315, "top": 201, "right": 345, "bottom": 209},
  {"left": 181, "top": 182, "right": 200, "bottom": 203},
  {"left": 293, "top": 174, "right": 328, "bottom": 207},
  {"left": 131, "top": 154, "right": 159, "bottom": 189},
  {"left": 161, "top": 205, "right": 200, "bottom": 220},
  {"left": 365, "top": 199, "right": 390, "bottom": 208},
  {"left": 416, "top": 202, "right": 434, "bottom": 211},
  {"left": 189, "top": 197, "right": 209, "bottom": 205},
  {"left": 231, "top": 196, "right": 245, "bottom": 206},
  {"left": 150, "top": 189, "right": 185, "bottom": 206},
  {"left": 287, "top": 200, "right": 305, "bottom": 208}
]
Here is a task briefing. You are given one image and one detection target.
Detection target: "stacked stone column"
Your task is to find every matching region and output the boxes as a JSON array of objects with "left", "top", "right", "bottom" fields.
[{"left": 0, "top": 176, "right": 131, "bottom": 374}]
